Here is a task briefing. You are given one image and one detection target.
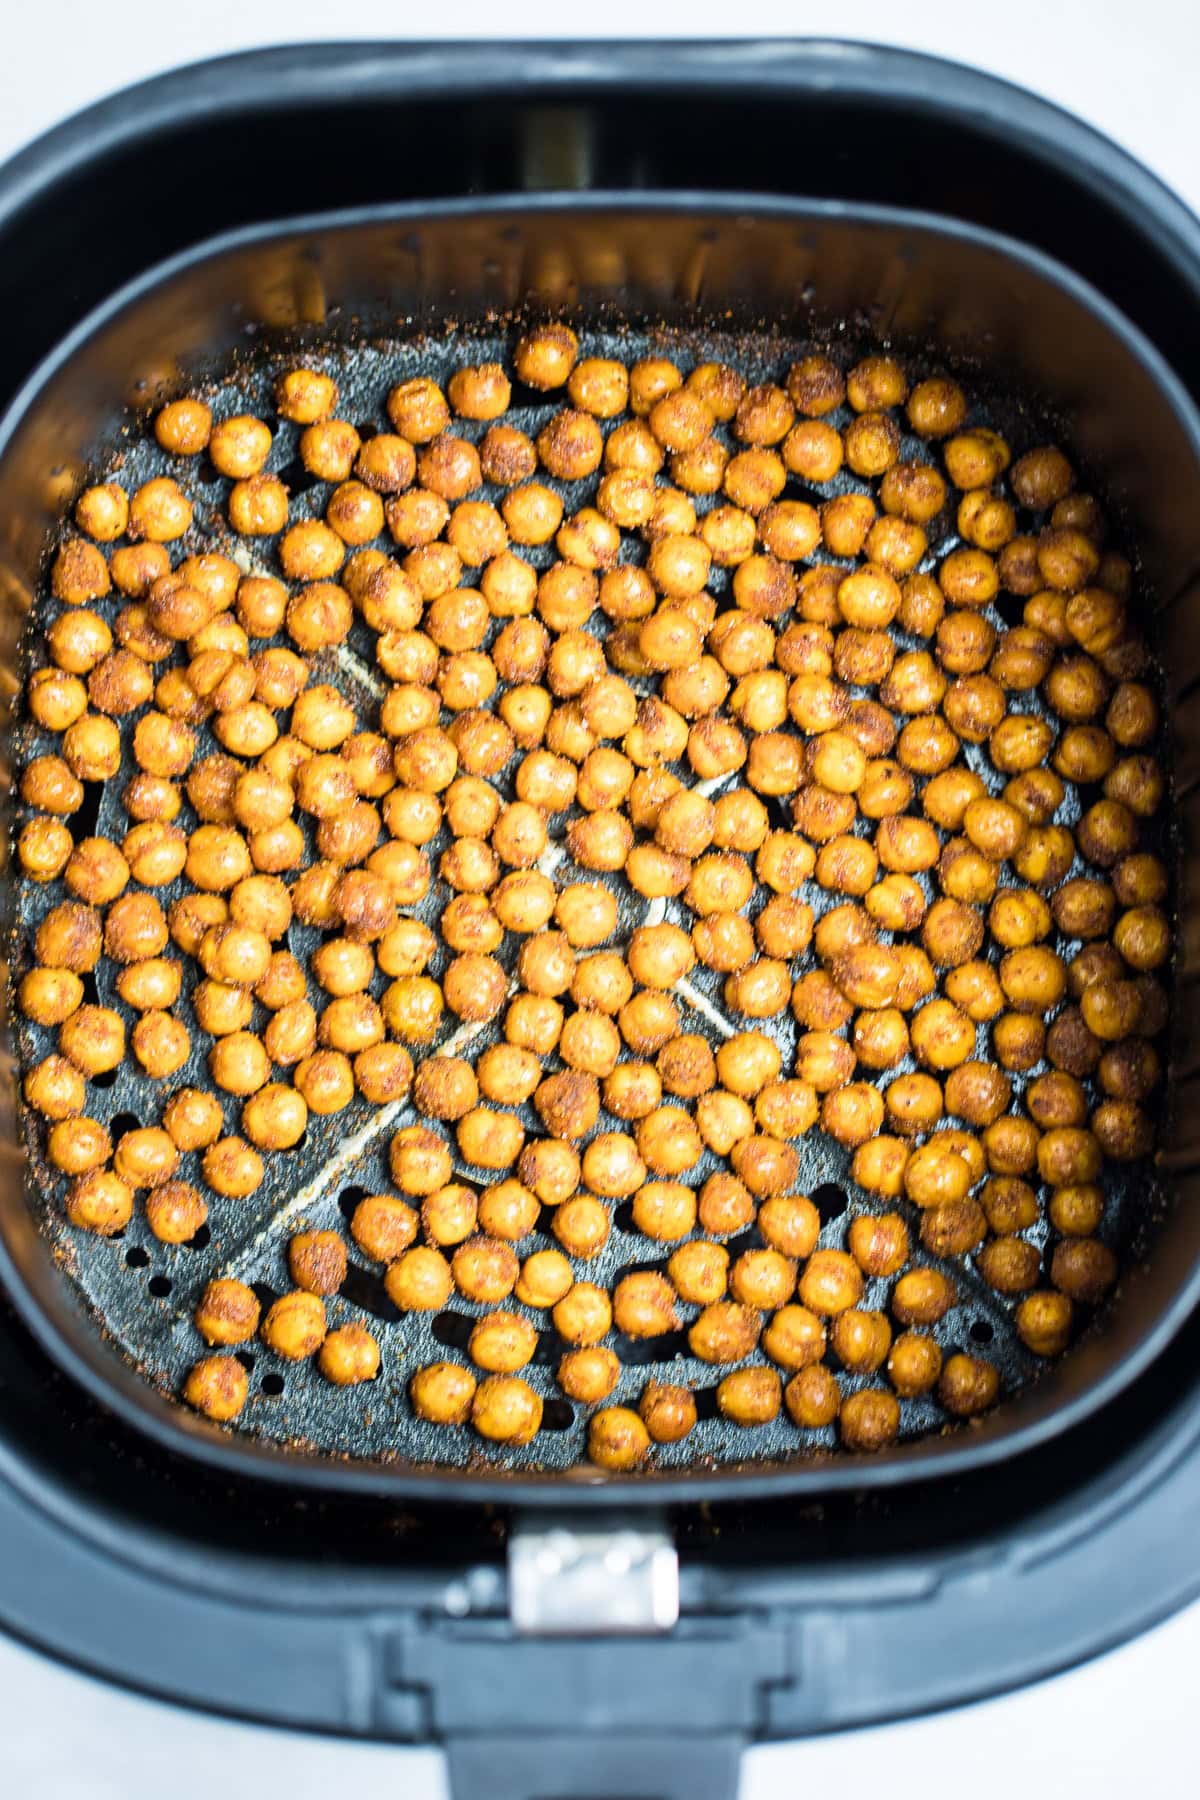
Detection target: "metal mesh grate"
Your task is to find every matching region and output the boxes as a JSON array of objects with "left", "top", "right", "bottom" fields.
[{"left": 12, "top": 327, "right": 1169, "bottom": 1474}]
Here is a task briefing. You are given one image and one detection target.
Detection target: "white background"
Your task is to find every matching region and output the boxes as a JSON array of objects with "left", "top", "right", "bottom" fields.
[{"left": 2, "top": 2, "right": 1197, "bottom": 1796}]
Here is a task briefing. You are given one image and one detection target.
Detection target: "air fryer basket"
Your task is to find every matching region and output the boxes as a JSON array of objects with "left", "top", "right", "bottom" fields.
[{"left": 3, "top": 187, "right": 1200, "bottom": 1502}]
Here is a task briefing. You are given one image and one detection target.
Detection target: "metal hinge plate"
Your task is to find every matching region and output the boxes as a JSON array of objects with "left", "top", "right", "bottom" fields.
[{"left": 508, "top": 1520, "right": 680, "bottom": 1635}]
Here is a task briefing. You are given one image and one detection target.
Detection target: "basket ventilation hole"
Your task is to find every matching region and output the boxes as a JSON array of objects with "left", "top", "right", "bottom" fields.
[
  {"left": 812, "top": 1183, "right": 849, "bottom": 1224},
  {"left": 694, "top": 1385, "right": 721, "bottom": 1421},
  {"left": 235, "top": 1351, "right": 256, "bottom": 1371},
  {"left": 124, "top": 1246, "right": 149, "bottom": 1269},
  {"left": 432, "top": 1309, "right": 474, "bottom": 1350},
  {"left": 337, "top": 1184, "right": 369, "bottom": 1222},
  {"left": 110, "top": 1112, "right": 140, "bottom": 1143},
  {"left": 260, "top": 1373, "right": 285, "bottom": 1396},
  {"left": 339, "top": 1263, "right": 396, "bottom": 1320},
  {"left": 186, "top": 1223, "right": 211, "bottom": 1250},
  {"left": 71, "top": 782, "right": 104, "bottom": 841},
  {"left": 613, "top": 1329, "right": 690, "bottom": 1365},
  {"left": 969, "top": 1317, "right": 995, "bottom": 1344},
  {"left": 147, "top": 1274, "right": 172, "bottom": 1297},
  {"left": 540, "top": 1399, "right": 574, "bottom": 1432},
  {"left": 274, "top": 457, "right": 321, "bottom": 498},
  {"left": 79, "top": 969, "right": 100, "bottom": 1006},
  {"left": 91, "top": 1067, "right": 118, "bottom": 1090}
]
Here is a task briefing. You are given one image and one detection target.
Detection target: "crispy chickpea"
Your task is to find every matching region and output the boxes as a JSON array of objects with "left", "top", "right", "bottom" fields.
[
  {"left": 891, "top": 1268, "right": 956, "bottom": 1327},
  {"left": 195, "top": 1278, "right": 261, "bottom": 1347},
  {"left": 64, "top": 1168, "right": 131, "bottom": 1234},
  {"left": 782, "top": 1364, "right": 839, "bottom": 1430},
  {"left": 202, "top": 1136, "right": 264, "bottom": 1198},
  {"left": 314, "top": 1323, "right": 380, "bottom": 1387},
  {"left": 1016, "top": 1290, "right": 1073, "bottom": 1356},
  {"left": 797, "top": 1250, "right": 864, "bottom": 1317},
  {"left": 258, "top": 1291, "right": 327, "bottom": 1362},
  {"left": 183, "top": 1356, "right": 248, "bottom": 1422},
  {"left": 558, "top": 1348, "right": 619, "bottom": 1405},
  {"left": 285, "top": 1230, "right": 347, "bottom": 1297},
  {"left": 714, "top": 1365, "right": 781, "bottom": 1428},
  {"left": 19, "top": 966, "right": 84, "bottom": 1026},
  {"left": 935, "top": 1353, "right": 1000, "bottom": 1418},
  {"left": 145, "top": 1180, "right": 208, "bottom": 1245}
]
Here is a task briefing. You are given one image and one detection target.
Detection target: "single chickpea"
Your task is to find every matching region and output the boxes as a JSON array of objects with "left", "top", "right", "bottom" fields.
[
  {"left": 201, "top": 1136, "right": 264, "bottom": 1198},
  {"left": 144, "top": 1180, "right": 208, "bottom": 1245},
  {"left": 785, "top": 1364, "right": 841, "bottom": 1430},
  {"left": 258, "top": 1291, "right": 327, "bottom": 1362},
  {"left": 937, "top": 1354, "right": 1000, "bottom": 1418},
  {"left": 195, "top": 1278, "right": 261, "bottom": 1347},
  {"left": 63, "top": 1169, "right": 132, "bottom": 1234},
  {"left": 1016, "top": 1290, "right": 1073, "bottom": 1356},
  {"left": 183, "top": 1356, "right": 248, "bottom": 1423}
]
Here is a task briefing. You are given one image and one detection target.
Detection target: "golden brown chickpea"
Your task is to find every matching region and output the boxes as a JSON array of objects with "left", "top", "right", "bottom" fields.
[
  {"left": 1016, "top": 1290, "right": 1073, "bottom": 1356},
  {"left": 54, "top": 1002, "right": 124, "bottom": 1080},
  {"left": 201, "top": 1135, "right": 264, "bottom": 1198},
  {"left": 981, "top": 1114, "right": 1041, "bottom": 1179},
  {"left": 468, "top": 1373, "right": 542, "bottom": 1446},
  {"left": 1048, "top": 1185, "right": 1105, "bottom": 1238},
  {"left": 456, "top": 1105, "right": 524, "bottom": 1171},
  {"left": 19, "top": 966, "right": 84, "bottom": 1027},
  {"left": 62, "top": 1168, "right": 131, "bottom": 1235},
  {"left": 18, "top": 816, "right": 73, "bottom": 883},
  {"left": 550, "top": 1192, "right": 612, "bottom": 1261},
  {"left": 154, "top": 395, "right": 213, "bottom": 455},
  {"left": 900, "top": 1136, "right": 971, "bottom": 1208},
  {"left": 183, "top": 1355, "right": 248, "bottom": 1423},
  {"left": 62, "top": 712, "right": 122, "bottom": 781},
  {"left": 465, "top": 1310, "right": 539, "bottom": 1377},
  {"left": 797, "top": 1250, "right": 864, "bottom": 1317},
  {"left": 128, "top": 475, "right": 193, "bottom": 543},
  {"left": 889, "top": 1268, "right": 956, "bottom": 1328},
  {"left": 980, "top": 1176, "right": 1039, "bottom": 1235},
  {"left": 713, "top": 1365, "right": 780, "bottom": 1428},
  {"left": 551, "top": 1282, "right": 613, "bottom": 1349},
  {"left": 194, "top": 1278, "right": 261, "bottom": 1348},
  {"left": 556, "top": 1347, "right": 618, "bottom": 1405},
  {"left": 1098, "top": 1039, "right": 1160, "bottom": 1103},
  {"left": 51, "top": 537, "right": 112, "bottom": 605},
  {"left": 883, "top": 1072, "right": 943, "bottom": 1139},
  {"left": 781, "top": 1363, "right": 839, "bottom": 1430},
  {"left": 316, "top": 1323, "right": 381, "bottom": 1387},
  {"left": 659, "top": 1241, "right": 727, "bottom": 1313},
  {"left": 581, "top": 1405, "right": 648, "bottom": 1470},
  {"left": 975, "top": 1236, "right": 1041, "bottom": 1295},
  {"left": 142, "top": 1179, "right": 207, "bottom": 1245},
  {"left": 842, "top": 1214, "right": 906, "bottom": 1280},
  {"left": 404, "top": 1361, "right": 475, "bottom": 1426},
  {"left": 258, "top": 1291, "right": 327, "bottom": 1362},
  {"left": 241, "top": 1082, "right": 308, "bottom": 1151},
  {"left": 382, "top": 377, "right": 448, "bottom": 446},
  {"left": 284, "top": 1230, "right": 347, "bottom": 1297},
  {"left": 937, "top": 1354, "right": 1000, "bottom": 1418}
]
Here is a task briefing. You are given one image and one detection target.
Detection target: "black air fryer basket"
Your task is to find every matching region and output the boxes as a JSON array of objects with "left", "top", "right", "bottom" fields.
[{"left": 2, "top": 40, "right": 1200, "bottom": 1800}]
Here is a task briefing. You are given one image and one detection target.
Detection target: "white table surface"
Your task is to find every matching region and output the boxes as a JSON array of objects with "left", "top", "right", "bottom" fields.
[{"left": 1, "top": 2, "right": 1196, "bottom": 1795}]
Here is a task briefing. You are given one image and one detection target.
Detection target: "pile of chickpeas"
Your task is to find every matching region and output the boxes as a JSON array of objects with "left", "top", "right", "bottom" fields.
[{"left": 15, "top": 324, "right": 1170, "bottom": 1470}]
